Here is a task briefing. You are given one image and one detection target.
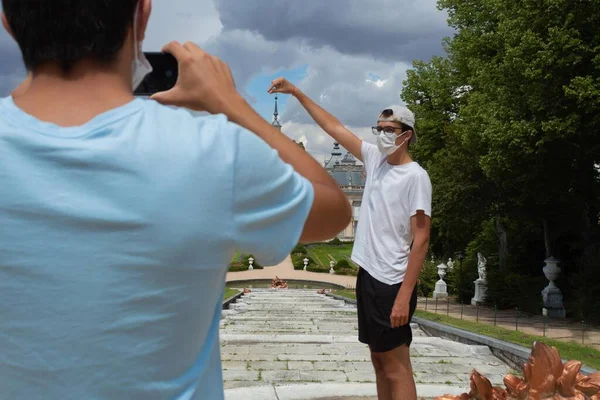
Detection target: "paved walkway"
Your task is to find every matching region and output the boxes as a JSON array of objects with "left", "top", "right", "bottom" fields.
[
  {"left": 220, "top": 289, "right": 512, "bottom": 400},
  {"left": 226, "top": 256, "right": 358, "bottom": 288},
  {"left": 416, "top": 298, "right": 600, "bottom": 349}
]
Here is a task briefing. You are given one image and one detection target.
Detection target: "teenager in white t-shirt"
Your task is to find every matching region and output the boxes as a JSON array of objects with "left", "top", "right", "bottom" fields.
[{"left": 269, "top": 78, "right": 432, "bottom": 400}]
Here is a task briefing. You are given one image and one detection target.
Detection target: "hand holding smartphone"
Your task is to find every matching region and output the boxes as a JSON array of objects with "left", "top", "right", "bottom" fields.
[{"left": 134, "top": 52, "right": 178, "bottom": 96}]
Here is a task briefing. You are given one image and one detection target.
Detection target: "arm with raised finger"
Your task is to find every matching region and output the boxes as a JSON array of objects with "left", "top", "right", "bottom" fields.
[{"left": 268, "top": 77, "right": 364, "bottom": 161}]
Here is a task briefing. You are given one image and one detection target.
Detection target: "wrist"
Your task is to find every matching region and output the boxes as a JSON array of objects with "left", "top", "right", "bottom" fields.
[
  {"left": 220, "top": 94, "right": 253, "bottom": 122},
  {"left": 396, "top": 286, "right": 414, "bottom": 302}
]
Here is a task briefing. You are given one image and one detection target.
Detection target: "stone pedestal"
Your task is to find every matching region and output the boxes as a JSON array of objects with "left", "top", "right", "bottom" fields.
[
  {"left": 248, "top": 257, "right": 254, "bottom": 271},
  {"left": 433, "top": 263, "right": 449, "bottom": 299},
  {"left": 541, "top": 257, "right": 566, "bottom": 318},
  {"left": 433, "top": 279, "right": 448, "bottom": 299},
  {"left": 471, "top": 279, "right": 487, "bottom": 305}
]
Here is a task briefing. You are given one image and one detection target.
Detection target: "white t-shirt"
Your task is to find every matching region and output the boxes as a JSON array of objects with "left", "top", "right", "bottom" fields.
[{"left": 351, "top": 142, "right": 432, "bottom": 285}]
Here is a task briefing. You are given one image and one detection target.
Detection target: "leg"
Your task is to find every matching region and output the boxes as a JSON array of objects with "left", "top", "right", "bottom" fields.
[
  {"left": 370, "top": 346, "right": 392, "bottom": 400},
  {"left": 371, "top": 345, "right": 416, "bottom": 400}
]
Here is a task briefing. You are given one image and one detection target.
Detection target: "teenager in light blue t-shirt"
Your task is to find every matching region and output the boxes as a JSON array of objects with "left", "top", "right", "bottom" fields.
[{"left": 0, "top": 1, "right": 351, "bottom": 399}]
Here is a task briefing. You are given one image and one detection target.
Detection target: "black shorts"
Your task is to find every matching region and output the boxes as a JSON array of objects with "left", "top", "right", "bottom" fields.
[{"left": 356, "top": 267, "right": 418, "bottom": 353}]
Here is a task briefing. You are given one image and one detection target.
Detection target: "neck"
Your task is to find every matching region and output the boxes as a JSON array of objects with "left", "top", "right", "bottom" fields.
[
  {"left": 13, "top": 60, "right": 134, "bottom": 127},
  {"left": 386, "top": 147, "right": 413, "bottom": 165}
]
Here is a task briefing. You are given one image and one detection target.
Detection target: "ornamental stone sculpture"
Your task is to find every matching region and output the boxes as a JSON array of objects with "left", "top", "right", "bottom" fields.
[
  {"left": 447, "top": 258, "right": 455, "bottom": 271},
  {"left": 477, "top": 252, "right": 487, "bottom": 282},
  {"left": 472, "top": 253, "right": 488, "bottom": 305},
  {"left": 435, "top": 342, "right": 600, "bottom": 400}
]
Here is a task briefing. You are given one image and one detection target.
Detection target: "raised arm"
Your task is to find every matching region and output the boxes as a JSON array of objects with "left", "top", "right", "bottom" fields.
[
  {"left": 268, "top": 77, "right": 364, "bottom": 162},
  {"left": 150, "top": 42, "right": 351, "bottom": 243}
]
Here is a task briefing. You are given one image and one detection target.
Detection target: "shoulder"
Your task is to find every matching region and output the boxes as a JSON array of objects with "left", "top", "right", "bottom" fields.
[
  {"left": 409, "top": 162, "right": 430, "bottom": 179},
  {"left": 138, "top": 99, "right": 229, "bottom": 133},
  {"left": 138, "top": 99, "right": 252, "bottom": 150},
  {"left": 361, "top": 141, "right": 384, "bottom": 166},
  {"left": 407, "top": 163, "right": 432, "bottom": 190}
]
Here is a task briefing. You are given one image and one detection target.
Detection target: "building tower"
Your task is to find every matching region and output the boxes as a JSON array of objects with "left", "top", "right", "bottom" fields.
[
  {"left": 272, "top": 94, "right": 282, "bottom": 130},
  {"left": 324, "top": 142, "right": 344, "bottom": 169}
]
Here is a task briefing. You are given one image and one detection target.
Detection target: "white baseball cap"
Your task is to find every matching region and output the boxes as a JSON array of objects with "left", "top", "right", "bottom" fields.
[{"left": 377, "top": 105, "right": 417, "bottom": 144}]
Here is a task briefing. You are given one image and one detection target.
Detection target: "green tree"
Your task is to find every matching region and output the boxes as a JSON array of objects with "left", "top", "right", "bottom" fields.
[{"left": 403, "top": 0, "right": 600, "bottom": 316}]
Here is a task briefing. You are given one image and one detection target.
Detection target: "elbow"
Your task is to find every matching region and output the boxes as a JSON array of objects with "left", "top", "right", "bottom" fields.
[
  {"left": 299, "top": 186, "right": 352, "bottom": 243},
  {"left": 413, "top": 236, "right": 430, "bottom": 254},
  {"left": 332, "top": 195, "right": 353, "bottom": 236}
]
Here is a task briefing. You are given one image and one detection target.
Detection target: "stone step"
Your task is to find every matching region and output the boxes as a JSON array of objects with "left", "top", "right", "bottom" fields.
[
  {"left": 238, "top": 297, "right": 341, "bottom": 302},
  {"left": 230, "top": 305, "right": 355, "bottom": 312},
  {"left": 240, "top": 291, "right": 331, "bottom": 296},
  {"left": 221, "top": 339, "right": 508, "bottom": 387},
  {"left": 239, "top": 296, "right": 341, "bottom": 301},
  {"left": 224, "top": 383, "right": 470, "bottom": 400},
  {"left": 227, "top": 313, "right": 356, "bottom": 325},
  {"left": 220, "top": 289, "right": 512, "bottom": 395}
]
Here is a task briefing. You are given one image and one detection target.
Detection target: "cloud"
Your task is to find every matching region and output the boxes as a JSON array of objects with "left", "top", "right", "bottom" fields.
[
  {"left": 206, "top": 0, "right": 450, "bottom": 127},
  {"left": 0, "top": 40, "right": 25, "bottom": 97},
  {"left": 214, "top": 0, "right": 452, "bottom": 63},
  {"left": 280, "top": 122, "right": 374, "bottom": 166},
  {"left": 0, "top": 0, "right": 451, "bottom": 152},
  {"left": 204, "top": 30, "right": 303, "bottom": 100},
  {"left": 281, "top": 49, "right": 412, "bottom": 127},
  {"left": 144, "top": 0, "right": 222, "bottom": 50}
]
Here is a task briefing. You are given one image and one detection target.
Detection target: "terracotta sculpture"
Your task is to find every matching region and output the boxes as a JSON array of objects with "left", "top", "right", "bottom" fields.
[
  {"left": 270, "top": 276, "right": 288, "bottom": 289},
  {"left": 436, "top": 342, "right": 600, "bottom": 400}
]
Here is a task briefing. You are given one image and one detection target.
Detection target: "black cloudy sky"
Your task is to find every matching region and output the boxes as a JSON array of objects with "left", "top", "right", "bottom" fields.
[{"left": 0, "top": 0, "right": 452, "bottom": 163}]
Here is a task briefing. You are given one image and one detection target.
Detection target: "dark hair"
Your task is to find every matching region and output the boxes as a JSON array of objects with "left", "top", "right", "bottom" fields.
[
  {"left": 400, "top": 123, "right": 413, "bottom": 133},
  {"left": 2, "top": 0, "right": 138, "bottom": 73}
]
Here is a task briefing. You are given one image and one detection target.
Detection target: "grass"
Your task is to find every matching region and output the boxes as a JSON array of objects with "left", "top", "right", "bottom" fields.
[
  {"left": 223, "top": 288, "right": 239, "bottom": 301},
  {"left": 231, "top": 252, "right": 241, "bottom": 263},
  {"left": 415, "top": 310, "right": 600, "bottom": 370},
  {"left": 228, "top": 253, "right": 264, "bottom": 271},
  {"left": 309, "top": 243, "right": 357, "bottom": 267},
  {"left": 291, "top": 243, "right": 359, "bottom": 276}
]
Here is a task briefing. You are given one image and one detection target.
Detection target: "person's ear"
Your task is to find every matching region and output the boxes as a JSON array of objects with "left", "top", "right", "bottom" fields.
[{"left": 136, "top": 0, "right": 152, "bottom": 42}]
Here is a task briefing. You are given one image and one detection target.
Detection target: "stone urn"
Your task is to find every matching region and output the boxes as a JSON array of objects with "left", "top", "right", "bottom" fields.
[
  {"left": 433, "top": 263, "right": 448, "bottom": 299},
  {"left": 541, "top": 257, "right": 565, "bottom": 317}
]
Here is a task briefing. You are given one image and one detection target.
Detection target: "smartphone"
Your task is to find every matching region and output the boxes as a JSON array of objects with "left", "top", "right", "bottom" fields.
[{"left": 133, "top": 52, "right": 178, "bottom": 96}]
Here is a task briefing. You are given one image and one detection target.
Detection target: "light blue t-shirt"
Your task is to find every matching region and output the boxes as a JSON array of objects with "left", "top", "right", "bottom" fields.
[{"left": 0, "top": 97, "right": 314, "bottom": 399}]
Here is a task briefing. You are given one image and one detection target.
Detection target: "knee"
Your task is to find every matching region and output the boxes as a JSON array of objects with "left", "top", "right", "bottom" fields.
[
  {"left": 371, "top": 353, "right": 412, "bottom": 382},
  {"left": 370, "top": 354, "right": 386, "bottom": 374}
]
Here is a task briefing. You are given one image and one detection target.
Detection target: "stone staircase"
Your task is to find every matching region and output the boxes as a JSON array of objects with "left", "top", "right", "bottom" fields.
[{"left": 220, "top": 289, "right": 512, "bottom": 400}]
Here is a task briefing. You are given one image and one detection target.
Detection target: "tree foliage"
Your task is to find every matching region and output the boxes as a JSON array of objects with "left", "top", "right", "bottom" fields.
[{"left": 403, "top": 0, "right": 600, "bottom": 318}]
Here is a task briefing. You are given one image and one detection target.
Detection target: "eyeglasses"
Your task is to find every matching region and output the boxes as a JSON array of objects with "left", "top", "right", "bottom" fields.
[{"left": 372, "top": 126, "right": 404, "bottom": 135}]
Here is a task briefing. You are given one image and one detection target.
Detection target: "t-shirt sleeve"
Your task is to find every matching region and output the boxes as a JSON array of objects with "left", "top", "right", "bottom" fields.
[
  {"left": 230, "top": 124, "right": 315, "bottom": 266},
  {"left": 409, "top": 171, "right": 432, "bottom": 217},
  {"left": 361, "top": 141, "right": 383, "bottom": 175}
]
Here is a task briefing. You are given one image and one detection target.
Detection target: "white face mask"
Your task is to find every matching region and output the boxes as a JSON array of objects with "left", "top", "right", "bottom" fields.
[
  {"left": 131, "top": 2, "right": 153, "bottom": 91},
  {"left": 377, "top": 131, "right": 407, "bottom": 155}
]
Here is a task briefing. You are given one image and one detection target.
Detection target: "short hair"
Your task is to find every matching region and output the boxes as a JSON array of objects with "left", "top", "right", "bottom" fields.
[{"left": 2, "top": 0, "right": 138, "bottom": 73}]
